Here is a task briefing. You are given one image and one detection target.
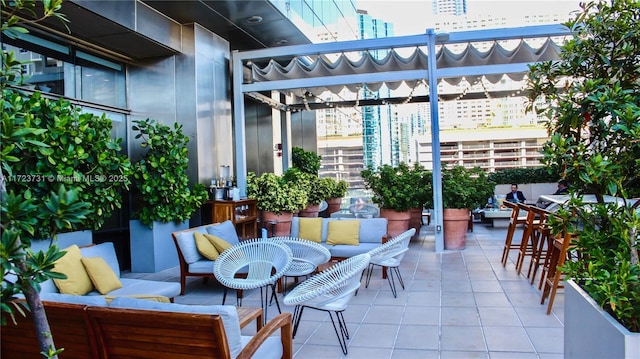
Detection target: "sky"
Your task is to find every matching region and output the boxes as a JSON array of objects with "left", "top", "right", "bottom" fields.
[{"left": 357, "top": 0, "right": 583, "bottom": 36}]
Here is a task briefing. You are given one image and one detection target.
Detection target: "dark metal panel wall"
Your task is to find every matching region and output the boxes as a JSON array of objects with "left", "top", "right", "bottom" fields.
[
  {"left": 244, "top": 100, "right": 275, "bottom": 175},
  {"left": 290, "top": 110, "right": 318, "bottom": 153}
]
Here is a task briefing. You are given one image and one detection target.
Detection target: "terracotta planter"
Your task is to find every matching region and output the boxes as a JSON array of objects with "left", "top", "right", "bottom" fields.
[
  {"left": 379, "top": 208, "right": 411, "bottom": 238},
  {"left": 325, "top": 197, "right": 343, "bottom": 215},
  {"left": 261, "top": 211, "right": 294, "bottom": 237},
  {"left": 298, "top": 203, "right": 321, "bottom": 218},
  {"left": 408, "top": 207, "right": 423, "bottom": 234},
  {"left": 443, "top": 208, "right": 469, "bottom": 250}
]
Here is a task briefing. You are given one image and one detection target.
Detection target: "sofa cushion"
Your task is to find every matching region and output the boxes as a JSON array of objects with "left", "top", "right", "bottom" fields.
[
  {"left": 298, "top": 218, "right": 323, "bottom": 243},
  {"left": 240, "top": 335, "right": 283, "bottom": 359},
  {"left": 109, "top": 297, "right": 243, "bottom": 358},
  {"left": 330, "top": 242, "right": 380, "bottom": 258},
  {"left": 80, "top": 242, "right": 121, "bottom": 277},
  {"left": 103, "top": 278, "right": 181, "bottom": 299},
  {"left": 205, "top": 234, "right": 232, "bottom": 253},
  {"left": 81, "top": 256, "right": 123, "bottom": 294},
  {"left": 53, "top": 245, "right": 94, "bottom": 295},
  {"left": 194, "top": 232, "right": 220, "bottom": 260},
  {"left": 40, "top": 292, "right": 108, "bottom": 306},
  {"left": 175, "top": 227, "right": 210, "bottom": 264},
  {"left": 357, "top": 218, "right": 388, "bottom": 243},
  {"left": 326, "top": 220, "right": 360, "bottom": 245},
  {"left": 206, "top": 220, "right": 240, "bottom": 246},
  {"left": 39, "top": 278, "right": 59, "bottom": 293},
  {"left": 187, "top": 259, "right": 216, "bottom": 274}
]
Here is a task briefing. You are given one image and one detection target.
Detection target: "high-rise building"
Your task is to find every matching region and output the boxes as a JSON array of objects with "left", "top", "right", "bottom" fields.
[
  {"left": 433, "top": 0, "right": 467, "bottom": 16},
  {"left": 357, "top": 10, "right": 394, "bottom": 169}
]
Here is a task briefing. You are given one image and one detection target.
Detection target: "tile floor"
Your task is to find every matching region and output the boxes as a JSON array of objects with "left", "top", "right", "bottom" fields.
[{"left": 124, "top": 222, "right": 565, "bottom": 359}]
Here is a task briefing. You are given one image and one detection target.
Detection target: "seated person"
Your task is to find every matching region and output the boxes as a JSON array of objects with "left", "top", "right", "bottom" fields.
[
  {"left": 537, "top": 179, "right": 570, "bottom": 208},
  {"left": 506, "top": 183, "right": 526, "bottom": 203},
  {"left": 554, "top": 179, "right": 569, "bottom": 195}
]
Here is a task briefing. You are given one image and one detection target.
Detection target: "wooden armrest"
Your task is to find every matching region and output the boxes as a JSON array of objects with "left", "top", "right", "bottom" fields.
[{"left": 236, "top": 312, "right": 293, "bottom": 359}]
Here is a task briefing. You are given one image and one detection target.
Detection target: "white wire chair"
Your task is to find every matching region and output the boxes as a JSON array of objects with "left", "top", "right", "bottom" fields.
[
  {"left": 283, "top": 253, "right": 370, "bottom": 355},
  {"left": 213, "top": 239, "right": 292, "bottom": 325},
  {"left": 364, "top": 228, "right": 416, "bottom": 297},
  {"left": 270, "top": 237, "right": 331, "bottom": 294}
]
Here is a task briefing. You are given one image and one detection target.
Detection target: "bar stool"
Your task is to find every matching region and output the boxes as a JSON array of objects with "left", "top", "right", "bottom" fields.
[
  {"left": 526, "top": 205, "right": 551, "bottom": 285},
  {"left": 500, "top": 201, "right": 527, "bottom": 267},
  {"left": 541, "top": 229, "right": 575, "bottom": 314},
  {"left": 514, "top": 203, "right": 540, "bottom": 275}
]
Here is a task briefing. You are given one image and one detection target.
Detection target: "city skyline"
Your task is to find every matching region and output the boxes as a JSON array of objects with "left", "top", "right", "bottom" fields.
[{"left": 358, "top": 0, "right": 582, "bottom": 35}]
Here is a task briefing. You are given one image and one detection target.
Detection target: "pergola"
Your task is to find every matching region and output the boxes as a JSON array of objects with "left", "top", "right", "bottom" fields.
[{"left": 232, "top": 24, "right": 572, "bottom": 252}]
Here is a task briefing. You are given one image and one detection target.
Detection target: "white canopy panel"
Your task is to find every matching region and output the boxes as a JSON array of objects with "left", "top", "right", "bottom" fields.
[{"left": 250, "top": 38, "right": 563, "bottom": 95}]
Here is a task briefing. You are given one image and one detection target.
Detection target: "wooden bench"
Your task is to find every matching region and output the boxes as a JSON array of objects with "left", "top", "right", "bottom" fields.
[
  {"left": 2, "top": 300, "right": 292, "bottom": 359},
  {"left": 1, "top": 301, "right": 98, "bottom": 359}
]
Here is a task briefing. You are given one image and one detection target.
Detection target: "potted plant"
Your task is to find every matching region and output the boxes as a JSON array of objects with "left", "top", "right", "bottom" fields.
[
  {"left": 441, "top": 165, "right": 494, "bottom": 249},
  {"left": 130, "top": 118, "right": 208, "bottom": 272},
  {"left": 322, "top": 177, "right": 349, "bottom": 215},
  {"left": 526, "top": 0, "right": 640, "bottom": 355},
  {"left": 246, "top": 171, "right": 307, "bottom": 236},
  {"left": 361, "top": 162, "right": 423, "bottom": 237},
  {"left": 283, "top": 168, "right": 327, "bottom": 218},
  {"left": 291, "top": 148, "right": 326, "bottom": 217}
]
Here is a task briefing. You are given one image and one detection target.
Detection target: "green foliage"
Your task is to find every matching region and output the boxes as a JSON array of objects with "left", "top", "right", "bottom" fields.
[
  {"left": 441, "top": 165, "right": 495, "bottom": 209},
  {"left": 1, "top": 2, "right": 88, "bottom": 357},
  {"left": 292, "top": 147, "right": 321, "bottom": 175},
  {"left": 131, "top": 119, "right": 208, "bottom": 227},
  {"left": 360, "top": 162, "right": 428, "bottom": 211},
  {"left": 527, "top": 0, "right": 640, "bottom": 198},
  {"left": 555, "top": 201, "right": 640, "bottom": 332},
  {"left": 1, "top": 91, "right": 132, "bottom": 238},
  {"left": 526, "top": 0, "right": 640, "bottom": 331},
  {"left": 1, "top": 185, "right": 90, "bottom": 320},
  {"left": 246, "top": 171, "right": 308, "bottom": 214},
  {"left": 320, "top": 177, "right": 349, "bottom": 199},
  {"left": 488, "top": 167, "right": 561, "bottom": 185},
  {"left": 293, "top": 172, "right": 329, "bottom": 205}
]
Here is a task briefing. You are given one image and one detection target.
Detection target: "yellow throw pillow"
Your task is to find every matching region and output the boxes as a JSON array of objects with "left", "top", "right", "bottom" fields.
[
  {"left": 298, "top": 218, "right": 323, "bottom": 243},
  {"left": 52, "top": 245, "right": 94, "bottom": 295},
  {"left": 194, "top": 232, "right": 220, "bottom": 260},
  {"left": 204, "top": 234, "right": 232, "bottom": 254},
  {"left": 326, "top": 220, "right": 360, "bottom": 245},
  {"left": 81, "top": 257, "right": 123, "bottom": 295}
]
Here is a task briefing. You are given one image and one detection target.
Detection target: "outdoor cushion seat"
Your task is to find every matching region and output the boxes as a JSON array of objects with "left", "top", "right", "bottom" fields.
[
  {"left": 290, "top": 217, "right": 387, "bottom": 261},
  {"left": 39, "top": 242, "right": 181, "bottom": 300},
  {"left": 172, "top": 220, "right": 242, "bottom": 295}
]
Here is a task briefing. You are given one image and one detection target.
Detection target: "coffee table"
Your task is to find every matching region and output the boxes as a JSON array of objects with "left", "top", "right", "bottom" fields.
[
  {"left": 481, "top": 209, "right": 513, "bottom": 228},
  {"left": 237, "top": 306, "right": 263, "bottom": 331}
]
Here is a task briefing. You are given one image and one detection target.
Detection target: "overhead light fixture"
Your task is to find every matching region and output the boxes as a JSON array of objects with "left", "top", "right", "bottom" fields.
[
  {"left": 275, "top": 39, "right": 288, "bottom": 45},
  {"left": 246, "top": 15, "right": 263, "bottom": 24}
]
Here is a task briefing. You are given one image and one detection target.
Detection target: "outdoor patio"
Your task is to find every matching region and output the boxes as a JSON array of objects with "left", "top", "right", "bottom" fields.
[{"left": 123, "top": 222, "right": 565, "bottom": 359}]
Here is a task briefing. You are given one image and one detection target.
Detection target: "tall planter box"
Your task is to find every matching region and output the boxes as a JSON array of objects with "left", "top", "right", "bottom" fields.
[
  {"left": 129, "top": 220, "right": 187, "bottom": 273},
  {"left": 565, "top": 279, "right": 640, "bottom": 359}
]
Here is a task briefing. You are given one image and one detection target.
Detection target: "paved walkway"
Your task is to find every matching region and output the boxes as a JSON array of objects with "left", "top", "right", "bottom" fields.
[{"left": 124, "top": 222, "right": 564, "bottom": 359}]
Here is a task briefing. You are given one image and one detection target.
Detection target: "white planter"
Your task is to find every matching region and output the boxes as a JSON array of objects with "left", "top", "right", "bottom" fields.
[
  {"left": 129, "top": 220, "right": 188, "bottom": 273},
  {"left": 565, "top": 279, "right": 640, "bottom": 359}
]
